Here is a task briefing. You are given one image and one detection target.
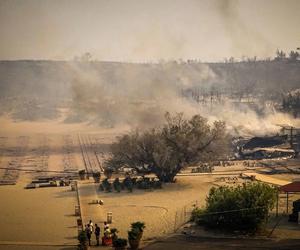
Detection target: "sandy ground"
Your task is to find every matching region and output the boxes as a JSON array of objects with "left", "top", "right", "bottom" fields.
[
  {"left": 0, "top": 176, "right": 78, "bottom": 247},
  {"left": 1, "top": 117, "right": 300, "bottom": 250},
  {"left": 77, "top": 175, "right": 216, "bottom": 241},
  {"left": 0, "top": 119, "right": 87, "bottom": 249},
  {"left": 0, "top": 133, "right": 81, "bottom": 250},
  {"left": 0, "top": 117, "right": 127, "bottom": 249}
]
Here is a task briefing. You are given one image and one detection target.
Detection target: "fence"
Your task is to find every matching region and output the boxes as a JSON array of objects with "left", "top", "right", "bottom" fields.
[
  {"left": 173, "top": 200, "right": 200, "bottom": 232},
  {"left": 74, "top": 181, "right": 84, "bottom": 232}
]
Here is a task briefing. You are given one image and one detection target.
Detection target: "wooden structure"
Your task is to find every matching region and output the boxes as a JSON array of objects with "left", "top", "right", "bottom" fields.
[
  {"left": 107, "top": 212, "right": 113, "bottom": 224},
  {"left": 75, "top": 205, "right": 81, "bottom": 216},
  {"left": 277, "top": 125, "right": 300, "bottom": 154},
  {"left": 278, "top": 181, "right": 300, "bottom": 215}
]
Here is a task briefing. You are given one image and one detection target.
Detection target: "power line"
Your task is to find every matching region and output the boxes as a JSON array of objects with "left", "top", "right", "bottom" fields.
[{"left": 194, "top": 206, "right": 269, "bottom": 217}]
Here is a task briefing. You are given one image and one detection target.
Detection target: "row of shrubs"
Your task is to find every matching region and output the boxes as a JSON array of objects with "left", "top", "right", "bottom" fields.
[
  {"left": 99, "top": 176, "right": 162, "bottom": 192},
  {"left": 191, "top": 165, "right": 214, "bottom": 173}
]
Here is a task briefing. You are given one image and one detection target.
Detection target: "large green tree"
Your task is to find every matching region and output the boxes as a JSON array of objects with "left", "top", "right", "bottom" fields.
[{"left": 106, "top": 113, "right": 230, "bottom": 182}]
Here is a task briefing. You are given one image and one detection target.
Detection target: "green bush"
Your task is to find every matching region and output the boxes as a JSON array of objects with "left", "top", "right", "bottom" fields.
[
  {"left": 113, "top": 178, "right": 121, "bottom": 192},
  {"left": 128, "top": 228, "right": 141, "bottom": 240},
  {"left": 192, "top": 182, "right": 276, "bottom": 233},
  {"left": 191, "top": 207, "right": 207, "bottom": 224},
  {"left": 102, "top": 178, "right": 112, "bottom": 192},
  {"left": 78, "top": 230, "right": 87, "bottom": 245},
  {"left": 128, "top": 221, "right": 146, "bottom": 242},
  {"left": 131, "top": 221, "right": 145, "bottom": 232}
]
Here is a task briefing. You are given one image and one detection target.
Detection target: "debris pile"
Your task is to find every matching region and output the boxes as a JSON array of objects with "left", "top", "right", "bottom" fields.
[
  {"left": 243, "top": 135, "right": 287, "bottom": 149},
  {"left": 234, "top": 134, "right": 296, "bottom": 160},
  {"left": 25, "top": 175, "right": 78, "bottom": 189}
]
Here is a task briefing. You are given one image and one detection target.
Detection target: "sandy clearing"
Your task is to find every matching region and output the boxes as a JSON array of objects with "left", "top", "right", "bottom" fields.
[
  {"left": 0, "top": 178, "right": 78, "bottom": 245},
  {"left": 0, "top": 128, "right": 115, "bottom": 249},
  {"left": 78, "top": 175, "right": 215, "bottom": 241}
]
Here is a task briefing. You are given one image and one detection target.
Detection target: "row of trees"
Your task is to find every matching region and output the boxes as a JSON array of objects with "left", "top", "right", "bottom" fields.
[
  {"left": 274, "top": 49, "right": 300, "bottom": 62},
  {"left": 73, "top": 49, "right": 299, "bottom": 64},
  {"left": 223, "top": 49, "right": 300, "bottom": 63},
  {"left": 106, "top": 113, "right": 230, "bottom": 182}
]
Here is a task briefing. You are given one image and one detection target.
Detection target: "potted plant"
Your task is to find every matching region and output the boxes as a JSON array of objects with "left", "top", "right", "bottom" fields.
[
  {"left": 104, "top": 167, "right": 113, "bottom": 179},
  {"left": 128, "top": 221, "right": 145, "bottom": 249},
  {"left": 110, "top": 228, "right": 119, "bottom": 243},
  {"left": 113, "top": 178, "right": 121, "bottom": 192},
  {"left": 113, "top": 238, "right": 127, "bottom": 250},
  {"left": 93, "top": 172, "right": 101, "bottom": 183},
  {"left": 102, "top": 178, "right": 112, "bottom": 192},
  {"left": 131, "top": 221, "right": 145, "bottom": 239},
  {"left": 78, "top": 230, "right": 88, "bottom": 250},
  {"left": 128, "top": 228, "right": 141, "bottom": 250},
  {"left": 123, "top": 176, "right": 133, "bottom": 192},
  {"left": 78, "top": 169, "right": 86, "bottom": 180}
]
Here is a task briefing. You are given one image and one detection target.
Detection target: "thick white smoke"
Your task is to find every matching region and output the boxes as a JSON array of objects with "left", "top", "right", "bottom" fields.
[
  {"left": 66, "top": 62, "right": 213, "bottom": 128},
  {"left": 198, "top": 101, "right": 300, "bottom": 136},
  {"left": 66, "top": 61, "right": 300, "bottom": 136}
]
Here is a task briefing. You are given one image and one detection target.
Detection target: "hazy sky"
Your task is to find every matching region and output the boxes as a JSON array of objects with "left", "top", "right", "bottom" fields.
[{"left": 0, "top": 0, "right": 299, "bottom": 62}]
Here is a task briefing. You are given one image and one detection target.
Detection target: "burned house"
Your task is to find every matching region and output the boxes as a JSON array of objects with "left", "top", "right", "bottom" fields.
[
  {"left": 236, "top": 134, "right": 295, "bottom": 160},
  {"left": 242, "top": 135, "right": 287, "bottom": 150}
]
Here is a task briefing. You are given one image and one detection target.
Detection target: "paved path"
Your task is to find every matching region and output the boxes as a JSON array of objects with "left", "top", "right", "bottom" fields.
[
  {"left": 77, "top": 180, "right": 111, "bottom": 248},
  {"left": 77, "top": 180, "right": 106, "bottom": 225},
  {"left": 144, "top": 234, "right": 300, "bottom": 250}
]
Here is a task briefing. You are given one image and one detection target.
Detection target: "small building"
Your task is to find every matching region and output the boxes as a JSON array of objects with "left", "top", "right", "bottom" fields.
[{"left": 278, "top": 181, "right": 300, "bottom": 216}]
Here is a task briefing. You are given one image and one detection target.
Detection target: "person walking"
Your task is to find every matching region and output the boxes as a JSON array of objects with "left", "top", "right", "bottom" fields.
[
  {"left": 88, "top": 220, "right": 94, "bottom": 233},
  {"left": 85, "top": 224, "right": 91, "bottom": 246},
  {"left": 95, "top": 224, "right": 101, "bottom": 246}
]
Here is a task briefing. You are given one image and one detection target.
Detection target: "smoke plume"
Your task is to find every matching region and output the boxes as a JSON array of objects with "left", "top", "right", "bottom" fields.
[
  {"left": 215, "top": 0, "right": 273, "bottom": 58},
  {"left": 66, "top": 61, "right": 300, "bottom": 136},
  {"left": 66, "top": 62, "right": 215, "bottom": 128}
]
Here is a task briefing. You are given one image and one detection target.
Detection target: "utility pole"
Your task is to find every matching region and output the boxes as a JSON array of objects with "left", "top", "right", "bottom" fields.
[{"left": 290, "top": 126, "right": 294, "bottom": 149}]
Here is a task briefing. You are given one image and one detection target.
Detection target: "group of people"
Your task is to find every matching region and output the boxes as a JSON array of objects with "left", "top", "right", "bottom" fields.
[{"left": 85, "top": 220, "right": 110, "bottom": 246}]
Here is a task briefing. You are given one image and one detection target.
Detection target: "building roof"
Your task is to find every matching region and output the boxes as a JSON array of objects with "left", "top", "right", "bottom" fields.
[{"left": 279, "top": 181, "right": 300, "bottom": 193}]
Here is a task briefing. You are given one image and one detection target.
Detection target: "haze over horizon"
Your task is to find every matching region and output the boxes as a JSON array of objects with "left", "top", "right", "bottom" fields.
[{"left": 0, "top": 0, "right": 299, "bottom": 62}]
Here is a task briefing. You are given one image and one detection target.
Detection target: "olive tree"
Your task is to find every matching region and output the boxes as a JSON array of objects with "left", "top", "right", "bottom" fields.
[{"left": 106, "top": 113, "right": 230, "bottom": 182}]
